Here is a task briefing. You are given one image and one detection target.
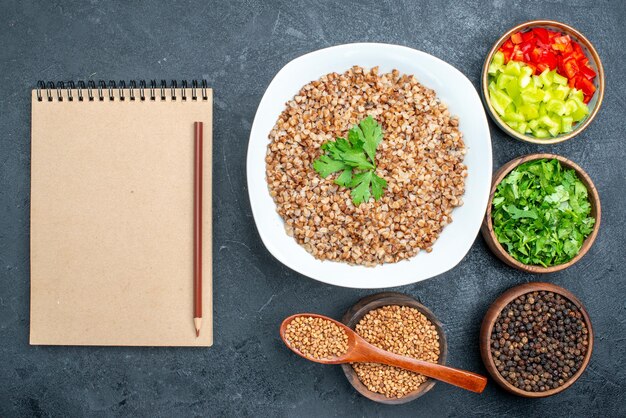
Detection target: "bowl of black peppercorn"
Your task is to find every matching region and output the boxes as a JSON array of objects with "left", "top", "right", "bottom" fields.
[{"left": 479, "top": 282, "right": 593, "bottom": 397}]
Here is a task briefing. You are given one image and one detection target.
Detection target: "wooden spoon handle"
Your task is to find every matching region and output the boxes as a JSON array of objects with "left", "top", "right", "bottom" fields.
[
  {"left": 411, "top": 362, "right": 487, "bottom": 393},
  {"left": 367, "top": 348, "right": 487, "bottom": 393}
]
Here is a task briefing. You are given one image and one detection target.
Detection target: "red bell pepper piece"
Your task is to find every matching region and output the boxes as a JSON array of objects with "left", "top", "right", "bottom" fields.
[
  {"left": 580, "top": 65, "right": 596, "bottom": 80},
  {"left": 571, "top": 50, "right": 585, "bottom": 61},
  {"left": 563, "top": 59, "right": 579, "bottom": 79},
  {"left": 532, "top": 27, "right": 550, "bottom": 44},
  {"left": 520, "top": 41, "right": 534, "bottom": 54},
  {"left": 521, "top": 31, "right": 535, "bottom": 42},
  {"left": 568, "top": 76, "right": 577, "bottom": 88},
  {"left": 544, "top": 29, "right": 559, "bottom": 43},
  {"left": 576, "top": 77, "right": 596, "bottom": 96},
  {"left": 502, "top": 49, "right": 513, "bottom": 62},
  {"left": 537, "top": 63, "right": 550, "bottom": 73},
  {"left": 570, "top": 42, "right": 585, "bottom": 60},
  {"left": 552, "top": 35, "right": 571, "bottom": 52},
  {"left": 564, "top": 42, "right": 574, "bottom": 54},
  {"left": 572, "top": 42, "right": 584, "bottom": 53},
  {"left": 525, "top": 61, "right": 538, "bottom": 74},
  {"left": 511, "top": 32, "right": 523, "bottom": 44},
  {"left": 556, "top": 35, "right": 571, "bottom": 44},
  {"left": 536, "top": 50, "right": 558, "bottom": 69},
  {"left": 530, "top": 47, "right": 541, "bottom": 63},
  {"left": 546, "top": 52, "right": 558, "bottom": 69},
  {"left": 501, "top": 39, "right": 514, "bottom": 51}
]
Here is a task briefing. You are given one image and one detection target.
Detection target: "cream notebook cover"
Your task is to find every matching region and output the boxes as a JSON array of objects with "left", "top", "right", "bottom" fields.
[{"left": 30, "top": 81, "right": 212, "bottom": 346}]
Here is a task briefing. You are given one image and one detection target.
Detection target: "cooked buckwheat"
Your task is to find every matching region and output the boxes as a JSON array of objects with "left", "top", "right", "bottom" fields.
[{"left": 265, "top": 66, "right": 466, "bottom": 266}]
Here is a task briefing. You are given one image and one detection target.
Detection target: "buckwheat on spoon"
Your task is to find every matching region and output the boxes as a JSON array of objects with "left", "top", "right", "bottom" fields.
[{"left": 280, "top": 313, "right": 487, "bottom": 394}]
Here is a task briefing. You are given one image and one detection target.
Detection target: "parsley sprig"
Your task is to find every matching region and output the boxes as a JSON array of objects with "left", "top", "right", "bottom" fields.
[
  {"left": 313, "top": 116, "right": 387, "bottom": 205},
  {"left": 492, "top": 159, "right": 595, "bottom": 267}
]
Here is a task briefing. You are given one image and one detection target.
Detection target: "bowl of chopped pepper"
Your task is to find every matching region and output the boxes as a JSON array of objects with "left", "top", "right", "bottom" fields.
[
  {"left": 482, "top": 20, "right": 604, "bottom": 144},
  {"left": 481, "top": 154, "right": 600, "bottom": 273}
]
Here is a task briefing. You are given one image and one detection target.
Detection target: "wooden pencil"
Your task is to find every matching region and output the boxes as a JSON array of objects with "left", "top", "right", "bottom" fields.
[{"left": 194, "top": 121, "right": 203, "bottom": 337}]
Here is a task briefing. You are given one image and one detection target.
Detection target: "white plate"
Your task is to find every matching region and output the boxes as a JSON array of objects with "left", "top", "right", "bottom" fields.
[{"left": 247, "top": 43, "right": 492, "bottom": 289}]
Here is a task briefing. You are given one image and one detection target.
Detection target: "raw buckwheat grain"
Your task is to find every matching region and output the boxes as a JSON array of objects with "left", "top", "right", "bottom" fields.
[
  {"left": 284, "top": 316, "right": 349, "bottom": 360},
  {"left": 352, "top": 305, "right": 440, "bottom": 398}
]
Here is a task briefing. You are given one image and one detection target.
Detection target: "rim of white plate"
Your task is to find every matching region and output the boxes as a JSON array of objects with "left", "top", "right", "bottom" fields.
[{"left": 246, "top": 43, "right": 492, "bottom": 289}]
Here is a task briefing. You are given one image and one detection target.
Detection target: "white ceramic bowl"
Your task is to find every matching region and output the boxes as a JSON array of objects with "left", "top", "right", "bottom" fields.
[{"left": 247, "top": 43, "right": 492, "bottom": 288}]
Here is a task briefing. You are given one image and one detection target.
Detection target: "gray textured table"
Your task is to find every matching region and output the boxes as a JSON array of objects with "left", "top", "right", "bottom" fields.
[{"left": 1, "top": 1, "right": 625, "bottom": 416}]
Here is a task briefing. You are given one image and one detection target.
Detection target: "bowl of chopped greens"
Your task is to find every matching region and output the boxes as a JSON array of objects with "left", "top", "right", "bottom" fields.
[
  {"left": 481, "top": 154, "right": 600, "bottom": 273},
  {"left": 482, "top": 20, "right": 604, "bottom": 144}
]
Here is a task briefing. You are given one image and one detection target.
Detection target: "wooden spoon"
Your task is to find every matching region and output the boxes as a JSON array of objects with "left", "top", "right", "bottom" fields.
[{"left": 280, "top": 313, "right": 487, "bottom": 394}]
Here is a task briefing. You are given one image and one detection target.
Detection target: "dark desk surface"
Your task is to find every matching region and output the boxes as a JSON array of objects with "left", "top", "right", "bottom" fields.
[{"left": 1, "top": 1, "right": 625, "bottom": 416}]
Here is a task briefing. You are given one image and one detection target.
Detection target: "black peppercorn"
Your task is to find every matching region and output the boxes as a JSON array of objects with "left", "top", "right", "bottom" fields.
[{"left": 490, "top": 291, "right": 588, "bottom": 392}]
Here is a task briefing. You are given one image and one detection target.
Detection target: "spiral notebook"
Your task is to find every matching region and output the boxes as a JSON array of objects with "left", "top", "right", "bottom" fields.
[{"left": 30, "top": 80, "right": 213, "bottom": 346}]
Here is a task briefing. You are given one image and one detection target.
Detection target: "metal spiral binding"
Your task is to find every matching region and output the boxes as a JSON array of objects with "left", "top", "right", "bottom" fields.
[
  {"left": 36, "top": 80, "right": 209, "bottom": 102},
  {"left": 139, "top": 80, "right": 146, "bottom": 101},
  {"left": 77, "top": 81, "right": 85, "bottom": 101},
  {"left": 88, "top": 80, "right": 96, "bottom": 101},
  {"left": 98, "top": 80, "right": 106, "bottom": 101},
  {"left": 129, "top": 80, "right": 137, "bottom": 101},
  {"left": 47, "top": 82, "right": 54, "bottom": 101},
  {"left": 118, "top": 81, "right": 126, "bottom": 101},
  {"left": 67, "top": 81, "right": 75, "bottom": 101},
  {"left": 171, "top": 80, "right": 178, "bottom": 100},
  {"left": 181, "top": 80, "right": 188, "bottom": 100}
]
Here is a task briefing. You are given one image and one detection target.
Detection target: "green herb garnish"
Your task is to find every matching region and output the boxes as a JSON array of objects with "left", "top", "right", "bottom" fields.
[
  {"left": 313, "top": 116, "right": 387, "bottom": 205},
  {"left": 492, "top": 159, "right": 595, "bottom": 267}
]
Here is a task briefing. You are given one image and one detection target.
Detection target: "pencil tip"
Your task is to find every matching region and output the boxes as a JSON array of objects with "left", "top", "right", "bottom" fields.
[{"left": 194, "top": 317, "right": 202, "bottom": 338}]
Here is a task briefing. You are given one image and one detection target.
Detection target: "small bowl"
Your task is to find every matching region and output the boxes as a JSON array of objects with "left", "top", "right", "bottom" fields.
[
  {"left": 482, "top": 20, "right": 605, "bottom": 144},
  {"left": 481, "top": 153, "right": 601, "bottom": 273},
  {"left": 479, "top": 282, "right": 593, "bottom": 397},
  {"left": 340, "top": 292, "right": 448, "bottom": 404}
]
